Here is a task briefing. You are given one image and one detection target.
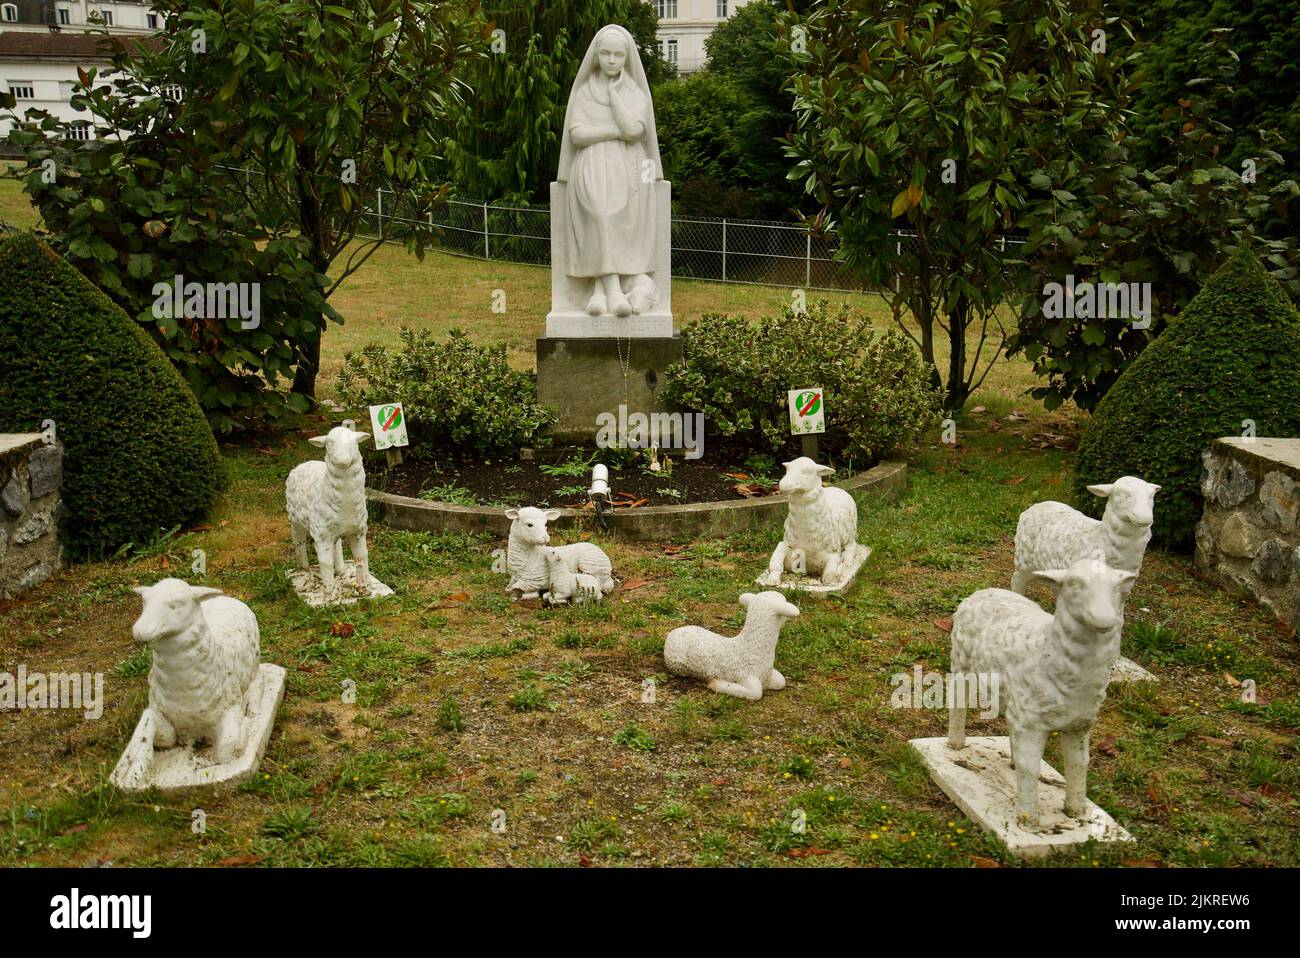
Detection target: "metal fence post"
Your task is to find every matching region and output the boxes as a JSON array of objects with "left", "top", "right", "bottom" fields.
[
  {"left": 805, "top": 230, "right": 812, "bottom": 288},
  {"left": 483, "top": 201, "right": 490, "bottom": 260},
  {"left": 721, "top": 219, "right": 727, "bottom": 282},
  {"left": 376, "top": 188, "right": 383, "bottom": 237}
]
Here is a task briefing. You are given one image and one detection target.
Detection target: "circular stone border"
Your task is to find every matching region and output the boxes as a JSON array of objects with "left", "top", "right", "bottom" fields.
[{"left": 367, "top": 461, "right": 907, "bottom": 542}]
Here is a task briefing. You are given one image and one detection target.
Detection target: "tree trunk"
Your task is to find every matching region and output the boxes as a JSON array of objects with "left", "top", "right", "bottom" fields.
[
  {"left": 292, "top": 148, "right": 327, "bottom": 400},
  {"left": 945, "top": 300, "right": 969, "bottom": 410}
]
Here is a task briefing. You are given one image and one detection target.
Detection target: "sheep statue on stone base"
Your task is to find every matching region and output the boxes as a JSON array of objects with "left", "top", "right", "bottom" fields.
[
  {"left": 1012, "top": 476, "right": 1160, "bottom": 598},
  {"left": 947, "top": 558, "right": 1135, "bottom": 829},
  {"left": 505, "top": 506, "right": 615, "bottom": 601},
  {"left": 757, "top": 457, "right": 869, "bottom": 592},
  {"left": 286, "top": 426, "right": 373, "bottom": 596},
  {"left": 663, "top": 591, "right": 800, "bottom": 700},
  {"left": 131, "top": 578, "right": 261, "bottom": 763}
]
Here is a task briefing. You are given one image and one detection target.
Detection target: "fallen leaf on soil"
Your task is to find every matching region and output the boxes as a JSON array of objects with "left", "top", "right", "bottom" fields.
[
  {"left": 160, "top": 556, "right": 170, "bottom": 570},
  {"left": 1095, "top": 735, "right": 1117, "bottom": 757},
  {"left": 257, "top": 446, "right": 275, "bottom": 455},
  {"left": 445, "top": 592, "right": 469, "bottom": 603},
  {"left": 724, "top": 472, "right": 750, "bottom": 481},
  {"left": 1000, "top": 475, "right": 1027, "bottom": 485},
  {"left": 579, "top": 856, "right": 593, "bottom": 867},
  {"left": 932, "top": 617, "right": 953, "bottom": 633},
  {"left": 1223, "top": 673, "right": 1240, "bottom": 687},
  {"left": 1042, "top": 477, "right": 1061, "bottom": 485},
  {"left": 1224, "top": 789, "right": 1258, "bottom": 808},
  {"left": 1120, "top": 858, "right": 1161, "bottom": 868},
  {"left": 329, "top": 622, "right": 354, "bottom": 638},
  {"left": 1004, "top": 411, "right": 1029, "bottom": 421},
  {"left": 904, "top": 504, "right": 921, "bottom": 513},
  {"left": 190, "top": 524, "right": 213, "bottom": 532},
  {"left": 786, "top": 848, "right": 832, "bottom": 858},
  {"left": 969, "top": 855, "right": 1001, "bottom": 868},
  {"left": 216, "top": 855, "right": 262, "bottom": 867},
  {"left": 971, "top": 405, "right": 987, "bottom": 414},
  {"left": 1199, "top": 736, "right": 1233, "bottom": 747},
  {"left": 839, "top": 757, "right": 852, "bottom": 769},
  {"left": 1164, "top": 583, "right": 1180, "bottom": 594},
  {"left": 611, "top": 759, "right": 624, "bottom": 770},
  {"left": 735, "top": 483, "right": 775, "bottom": 498},
  {"left": 621, "top": 577, "right": 651, "bottom": 592},
  {"left": 219, "top": 520, "right": 230, "bottom": 528},
  {"left": 515, "top": 598, "right": 542, "bottom": 609},
  {"left": 711, "top": 777, "right": 729, "bottom": 787}
]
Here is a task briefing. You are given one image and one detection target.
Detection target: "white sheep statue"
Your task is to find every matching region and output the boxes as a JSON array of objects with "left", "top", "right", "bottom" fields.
[
  {"left": 542, "top": 547, "right": 602, "bottom": 605},
  {"left": 1012, "top": 476, "right": 1160, "bottom": 598},
  {"left": 130, "top": 578, "right": 261, "bottom": 763},
  {"left": 504, "top": 506, "right": 615, "bottom": 600},
  {"left": 663, "top": 591, "right": 800, "bottom": 700},
  {"left": 757, "top": 457, "right": 868, "bottom": 591},
  {"left": 947, "top": 557, "right": 1135, "bottom": 828},
  {"left": 286, "top": 426, "right": 372, "bottom": 595}
]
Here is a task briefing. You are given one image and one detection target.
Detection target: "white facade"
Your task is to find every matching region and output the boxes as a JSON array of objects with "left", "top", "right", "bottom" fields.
[
  {"left": 2, "top": 57, "right": 102, "bottom": 138},
  {"left": 2, "top": 1, "right": 160, "bottom": 34},
  {"left": 653, "top": 0, "right": 758, "bottom": 75}
]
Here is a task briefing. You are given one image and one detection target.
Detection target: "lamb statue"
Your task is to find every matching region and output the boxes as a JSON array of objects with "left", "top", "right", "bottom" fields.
[
  {"left": 110, "top": 579, "right": 286, "bottom": 791},
  {"left": 286, "top": 425, "right": 393, "bottom": 606},
  {"left": 1012, "top": 475, "right": 1160, "bottom": 681},
  {"left": 505, "top": 506, "right": 615, "bottom": 601},
  {"left": 542, "top": 547, "right": 603, "bottom": 605},
  {"left": 663, "top": 591, "right": 800, "bottom": 700},
  {"left": 756, "top": 457, "right": 870, "bottom": 592},
  {"left": 947, "top": 557, "right": 1135, "bottom": 829}
]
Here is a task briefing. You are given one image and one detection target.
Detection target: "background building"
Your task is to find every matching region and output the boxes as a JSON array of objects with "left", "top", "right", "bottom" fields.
[{"left": 653, "top": 0, "right": 757, "bottom": 75}]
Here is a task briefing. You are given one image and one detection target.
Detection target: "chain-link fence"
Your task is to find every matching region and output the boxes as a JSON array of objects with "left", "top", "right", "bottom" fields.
[{"left": 218, "top": 168, "right": 1023, "bottom": 294}]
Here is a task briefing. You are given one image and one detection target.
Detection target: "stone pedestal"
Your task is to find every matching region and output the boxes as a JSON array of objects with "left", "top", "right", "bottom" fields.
[
  {"left": 1196, "top": 437, "right": 1300, "bottom": 630},
  {"left": 537, "top": 335, "right": 684, "bottom": 443}
]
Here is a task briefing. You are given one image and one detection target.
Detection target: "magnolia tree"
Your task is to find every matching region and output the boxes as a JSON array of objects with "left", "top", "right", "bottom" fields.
[
  {"left": 7, "top": 0, "right": 486, "bottom": 421},
  {"left": 781, "top": 0, "right": 1136, "bottom": 410}
]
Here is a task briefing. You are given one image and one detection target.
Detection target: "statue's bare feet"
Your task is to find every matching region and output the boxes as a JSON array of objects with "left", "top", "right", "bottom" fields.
[
  {"left": 586, "top": 291, "right": 607, "bottom": 316},
  {"left": 611, "top": 293, "right": 632, "bottom": 317}
]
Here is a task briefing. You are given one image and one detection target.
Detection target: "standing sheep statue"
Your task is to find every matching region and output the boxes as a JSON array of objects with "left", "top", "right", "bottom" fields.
[
  {"left": 504, "top": 506, "right": 615, "bottom": 602},
  {"left": 756, "top": 457, "right": 870, "bottom": 593},
  {"left": 1012, "top": 475, "right": 1160, "bottom": 681},
  {"left": 663, "top": 591, "right": 800, "bottom": 700},
  {"left": 110, "top": 579, "right": 286, "bottom": 791},
  {"left": 286, "top": 425, "right": 393, "bottom": 606},
  {"left": 909, "top": 558, "right": 1136, "bottom": 857}
]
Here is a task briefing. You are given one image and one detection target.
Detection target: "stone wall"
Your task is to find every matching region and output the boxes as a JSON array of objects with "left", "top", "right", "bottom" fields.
[
  {"left": 0, "top": 433, "right": 63, "bottom": 600},
  {"left": 1195, "top": 437, "right": 1300, "bottom": 630}
]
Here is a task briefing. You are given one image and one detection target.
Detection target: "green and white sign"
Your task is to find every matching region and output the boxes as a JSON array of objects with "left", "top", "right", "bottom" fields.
[
  {"left": 788, "top": 388, "right": 825, "bottom": 435},
  {"left": 368, "top": 403, "right": 409, "bottom": 450}
]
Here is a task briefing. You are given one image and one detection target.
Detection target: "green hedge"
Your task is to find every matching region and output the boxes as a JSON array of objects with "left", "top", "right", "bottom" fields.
[
  {"left": 1075, "top": 247, "right": 1300, "bottom": 548},
  {"left": 0, "top": 233, "right": 225, "bottom": 556},
  {"left": 662, "top": 302, "right": 942, "bottom": 465}
]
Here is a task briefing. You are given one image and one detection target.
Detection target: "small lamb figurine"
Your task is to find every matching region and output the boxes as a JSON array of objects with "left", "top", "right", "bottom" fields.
[
  {"left": 1012, "top": 476, "right": 1160, "bottom": 599},
  {"left": 757, "top": 457, "right": 866, "bottom": 590},
  {"left": 286, "top": 426, "right": 372, "bottom": 594},
  {"left": 505, "top": 506, "right": 615, "bottom": 600},
  {"left": 663, "top": 591, "right": 800, "bottom": 700},
  {"left": 948, "top": 557, "right": 1136, "bottom": 829},
  {"left": 131, "top": 578, "right": 261, "bottom": 763},
  {"left": 542, "top": 547, "right": 602, "bottom": 605}
]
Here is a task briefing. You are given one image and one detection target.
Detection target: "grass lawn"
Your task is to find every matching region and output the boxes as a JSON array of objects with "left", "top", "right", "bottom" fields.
[{"left": 2, "top": 173, "right": 1297, "bottom": 868}]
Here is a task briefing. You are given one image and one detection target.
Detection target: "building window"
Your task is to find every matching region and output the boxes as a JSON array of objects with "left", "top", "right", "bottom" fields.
[
  {"left": 163, "top": 84, "right": 182, "bottom": 100},
  {"left": 65, "top": 122, "right": 94, "bottom": 142},
  {"left": 99, "top": 9, "right": 113, "bottom": 25},
  {"left": 58, "top": 7, "right": 70, "bottom": 24},
  {"left": 8, "top": 83, "right": 35, "bottom": 100},
  {"left": 1, "top": 4, "right": 17, "bottom": 22},
  {"left": 655, "top": 0, "right": 676, "bottom": 19},
  {"left": 147, "top": 13, "right": 158, "bottom": 28},
  {"left": 717, "top": 0, "right": 728, "bottom": 17},
  {"left": 661, "top": 37, "right": 678, "bottom": 67}
]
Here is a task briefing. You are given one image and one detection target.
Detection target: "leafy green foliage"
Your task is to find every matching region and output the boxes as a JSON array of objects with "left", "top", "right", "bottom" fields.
[
  {"left": 335, "top": 327, "right": 556, "bottom": 457},
  {"left": 0, "top": 233, "right": 224, "bottom": 557},
  {"left": 5, "top": 0, "right": 486, "bottom": 411},
  {"left": 1075, "top": 248, "right": 1300, "bottom": 548},
  {"left": 1010, "top": 31, "right": 1300, "bottom": 411},
  {"left": 783, "top": 0, "right": 1135, "bottom": 409},
  {"left": 653, "top": 72, "right": 758, "bottom": 218},
  {"left": 662, "top": 302, "right": 941, "bottom": 463}
]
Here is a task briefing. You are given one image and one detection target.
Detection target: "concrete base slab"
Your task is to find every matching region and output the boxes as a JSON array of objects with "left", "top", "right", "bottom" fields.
[
  {"left": 536, "top": 334, "right": 685, "bottom": 443},
  {"left": 545, "top": 311, "right": 673, "bottom": 338},
  {"left": 289, "top": 560, "right": 394, "bottom": 607},
  {"left": 909, "top": 735, "right": 1134, "bottom": 859},
  {"left": 110, "top": 664, "right": 287, "bottom": 792},
  {"left": 755, "top": 544, "right": 870, "bottom": 594},
  {"left": 1110, "top": 655, "right": 1157, "bottom": 683}
]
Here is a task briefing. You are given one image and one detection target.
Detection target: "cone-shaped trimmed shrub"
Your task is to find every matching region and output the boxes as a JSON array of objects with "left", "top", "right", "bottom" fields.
[
  {"left": 1075, "top": 247, "right": 1300, "bottom": 549},
  {"left": 0, "top": 233, "right": 225, "bottom": 556}
]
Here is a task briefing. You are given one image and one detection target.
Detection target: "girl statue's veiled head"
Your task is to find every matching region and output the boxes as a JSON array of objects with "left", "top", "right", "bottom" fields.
[{"left": 595, "top": 26, "right": 631, "bottom": 79}]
